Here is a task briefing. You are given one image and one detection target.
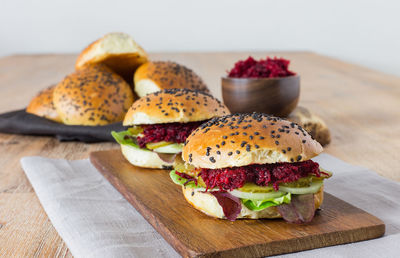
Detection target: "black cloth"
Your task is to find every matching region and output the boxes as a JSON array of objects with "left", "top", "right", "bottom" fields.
[{"left": 0, "top": 109, "right": 126, "bottom": 143}]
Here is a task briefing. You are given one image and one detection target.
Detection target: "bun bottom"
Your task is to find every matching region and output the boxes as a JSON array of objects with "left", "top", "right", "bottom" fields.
[
  {"left": 182, "top": 186, "right": 324, "bottom": 219},
  {"left": 121, "top": 145, "right": 173, "bottom": 169}
]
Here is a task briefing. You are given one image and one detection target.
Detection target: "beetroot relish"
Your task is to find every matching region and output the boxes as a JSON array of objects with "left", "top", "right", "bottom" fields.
[
  {"left": 228, "top": 56, "right": 295, "bottom": 78},
  {"left": 199, "top": 160, "right": 321, "bottom": 191},
  {"left": 136, "top": 121, "right": 203, "bottom": 148}
]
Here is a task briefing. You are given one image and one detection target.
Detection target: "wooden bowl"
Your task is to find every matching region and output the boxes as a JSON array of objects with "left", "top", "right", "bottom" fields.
[{"left": 222, "top": 75, "right": 300, "bottom": 117}]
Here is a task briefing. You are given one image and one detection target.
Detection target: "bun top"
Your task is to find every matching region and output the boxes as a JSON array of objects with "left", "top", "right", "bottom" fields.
[
  {"left": 134, "top": 61, "right": 210, "bottom": 97},
  {"left": 75, "top": 32, "right": 148, "bottom": 81},
  {"left": 26, "top": 85, "right": 62, "bottom": 123},
  {"left": 53, "top": 64, "right": 134, "bottom": 126},
  {"left": 182, "top": 113, "right": 323, "bottom": 169},
  {"left": 123, "top": 89, "right": 230, "bottom": 125}
]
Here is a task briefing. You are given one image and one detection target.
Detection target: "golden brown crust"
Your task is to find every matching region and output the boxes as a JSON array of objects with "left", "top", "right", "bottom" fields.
[
  {"left": 75, "top": 32, "right": 148, "bottom": 82},
  {"left": 182, "top": 186, "right": 324, "bottom": 219},
  {"left": 123, "top": 89, "right": 230, "bottom": 125},
  {"left": 287, "top": 106, "right": 331, "bottom": 146},
  {"left": 26, "top": 85, "right": 62, "bottom": 123},
  {"left": 53, "top": 64, "right": 134, "bottom": 126},
  {"left": 183, "top": 113, "right": 323, "bottom": 169},
  {"left": 134, "top": 61, "right": 210, "bottom": 96}
]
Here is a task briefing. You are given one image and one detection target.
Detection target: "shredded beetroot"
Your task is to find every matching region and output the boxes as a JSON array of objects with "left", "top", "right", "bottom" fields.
[
  {"left": 175, "top": 171, "right": 198, "bottom": 186},
  {"left": 199, "top": 160, "right": 321, "bottom": 191},
  {"left": 227, "top": 56, "right": 295, "bottom": 78},
  {"left": 137, "top": 121, "right": 203, "bottom": 148}
]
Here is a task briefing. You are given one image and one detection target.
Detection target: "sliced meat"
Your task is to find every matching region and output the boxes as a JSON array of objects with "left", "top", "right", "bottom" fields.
[
  {"left": 156, "top": 153, "right": 178, "bottom": 163},
  {"left": 276, "top": 193, "right": 315, "bottom": 224},
  {"left": 210, "top": 191, "right": 241, "bottom": 221}
]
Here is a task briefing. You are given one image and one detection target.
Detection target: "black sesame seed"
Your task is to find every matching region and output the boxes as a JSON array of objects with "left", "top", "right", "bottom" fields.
[
  {"left": 246, "top": 144, "right": 251, "bottom": 152},
  {"left": 216, "top": 144, "right": 220, "bottom": 148},
  {"left": 236, "top": 150, "right": 240, "bottom": 154},
  {"left": 222, "top": 136, "right": 227, "bottom": 139},
  {"left": 254, "top": 132, "right": 260, "bottom": 135},
  {"left": 241, "top": 141, "right": 247, "bottom": 147},
  {"left": 297, "top": 155, "right": 302, "bottom": 161},
  {"left": 255, "top": 144, "right": 259, "bottom": 149},
  {"left": 290, "top": 158, "right": 294, "bottom": 162},
  {"left": 209, "top": 157, "right": 216, "bottom": 163},
  {"left": 216, "top": 151, "right": 221, "bottom": 155},
  {"left": 282, "top": 149, "right": 287, "bottom": 154},
  {"left": 287, "top": 147, "right": 292, "bottom": 151},
  {"left": 221, "top": 141, "right": 225, "bottom": 146},
  {"left": 228, "top": 152, "right": 233, "bottom": 156},
  {"left": 275, "top": 141, "right": 279, "bottom": 145}
]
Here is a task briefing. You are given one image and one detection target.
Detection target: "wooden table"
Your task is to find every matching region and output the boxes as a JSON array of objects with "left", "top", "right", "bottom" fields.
[{"left": 0, "top": 52, "right": 399, "bottom": 257}]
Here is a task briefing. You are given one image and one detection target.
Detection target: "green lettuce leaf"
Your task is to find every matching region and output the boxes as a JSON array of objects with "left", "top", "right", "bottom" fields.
[
  {"left": 242, "top": 192, "right": 291, "bottom": 211},
  {"left": 111, "top": 130, "right": 139, "bottom": 149},
  {"left": 169, "top": 170, "right": 201, "bottom": 189}
]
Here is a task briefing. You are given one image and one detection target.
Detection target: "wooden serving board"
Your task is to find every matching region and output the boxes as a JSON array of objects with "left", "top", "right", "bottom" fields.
[{"left": 89, "top": 149, "right": 385, "bottom": 257}]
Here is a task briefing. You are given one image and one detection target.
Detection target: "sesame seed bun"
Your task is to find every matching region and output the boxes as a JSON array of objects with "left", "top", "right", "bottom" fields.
[
  {"left": 123, "top": 89, "right": 230, "bottom": 126},
  {"left": 75, "top": 32, "right": 148, "bottom": 82},
  {"left": 26, "top": 85, "right": 62, "bottom": 123},
  {"left": 182, "top": 113, "right": 323, "bottom": 169},
  {"left": 182, "top": 186, "right": 324, "bottom": 219},
  {"left": 53, "top": 64, "right": 134, "bottom": 126},
  {"left": 134, "top": 61, "right": 210, "bottom": 97},
  {"left": 121, "top": 145, "right": 173, "bottom": 169}
]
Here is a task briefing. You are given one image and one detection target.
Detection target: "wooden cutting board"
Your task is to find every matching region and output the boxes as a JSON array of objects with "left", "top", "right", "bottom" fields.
[{"left": 89, "top": 149, "right": 385, "bottom": 257}]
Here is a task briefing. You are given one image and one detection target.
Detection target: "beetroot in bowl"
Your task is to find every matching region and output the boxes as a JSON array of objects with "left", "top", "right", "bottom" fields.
[
  {"left": 228, "top": 56, "right": 296, "bottom": 78},
  {"left": 222, "top": 56, "right": 300, "bottom": 117}
]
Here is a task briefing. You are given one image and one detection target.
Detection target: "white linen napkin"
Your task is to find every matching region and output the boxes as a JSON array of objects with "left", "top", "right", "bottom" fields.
[{"left": 20, "top": 154, "right": 400, "bottom": 258}]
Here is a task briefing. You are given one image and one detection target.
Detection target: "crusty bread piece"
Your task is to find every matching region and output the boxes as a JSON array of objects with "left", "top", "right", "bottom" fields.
[{"left": 287, "top": 106, "right": 331, "bottom": 146}]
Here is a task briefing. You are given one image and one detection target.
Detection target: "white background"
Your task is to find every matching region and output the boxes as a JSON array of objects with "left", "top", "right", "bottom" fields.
[{"left": 1, "top": 0, "right": 399, "bottom": 76}]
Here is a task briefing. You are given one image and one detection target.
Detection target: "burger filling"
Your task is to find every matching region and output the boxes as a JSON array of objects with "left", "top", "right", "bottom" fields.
[
  {"left": 171, "top": 157, "right": 331, "bottom": 222},
  {"left": 111, "top": 121, "right": 203, "bottom": 156}
]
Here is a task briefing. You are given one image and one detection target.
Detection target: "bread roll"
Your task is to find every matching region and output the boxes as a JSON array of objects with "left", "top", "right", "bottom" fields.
[
  {"left": 75, "top": 32, "right": 148, "bottom": 83},
  {"left": 183, "top": 113, "right": 323, "bottom": 169},
  {"left": 123, "top": 88, "right": 229, "bottom": 126},
  {"left": 26, "top": 85, "right": 61, "bottom": 123},
  {"left": 53, "top": 64, "right": 134, "bottom": 126},
  {"left": 134, "top": 61, "right": 210, "bottom": 97}
]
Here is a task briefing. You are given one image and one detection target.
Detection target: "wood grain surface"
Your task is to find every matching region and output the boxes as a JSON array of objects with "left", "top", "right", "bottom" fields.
[
  {"left": 89, "top": 149, "right": 385, "bottom": 258},
  {"left": 0, "top": 52, "right": 399, "bottom": 257}
]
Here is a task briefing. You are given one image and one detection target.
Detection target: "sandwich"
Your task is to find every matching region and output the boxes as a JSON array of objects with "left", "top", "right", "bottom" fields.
[
  {"left": 112, "top": 89, "right": 230, "bottom": 169},
  {"left": 170, "top": 113, "right": 332, "bottom": 223}
]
